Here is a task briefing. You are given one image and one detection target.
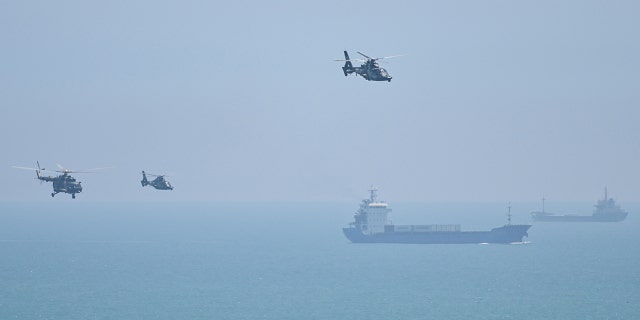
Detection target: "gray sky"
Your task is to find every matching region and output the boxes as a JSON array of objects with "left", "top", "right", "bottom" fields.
[{"left": 1, "top": 0, "right": 639, "bottom": 202}]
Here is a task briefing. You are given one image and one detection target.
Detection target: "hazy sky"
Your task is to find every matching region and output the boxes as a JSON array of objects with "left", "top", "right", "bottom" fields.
[{"left": 1, "top": 1, "right": 639, "bottom": 202}]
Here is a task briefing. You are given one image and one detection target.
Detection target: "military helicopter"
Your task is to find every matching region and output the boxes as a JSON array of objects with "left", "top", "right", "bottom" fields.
[
  {"left": 141, "top": 171, "right": 173, "bottom": 190},
  {"left": 12, "top": 162, "right": 109, "bottom": 199},
  {"left": 334, "top": 51, "right": 404, "bottom": 82}
]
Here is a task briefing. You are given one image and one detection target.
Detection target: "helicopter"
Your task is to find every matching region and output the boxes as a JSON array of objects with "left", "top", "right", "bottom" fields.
[
  {"left": 141, "top": 171, "right": 173, "bottom": 190},
  {"left": 12, "top": 162, "right": 109, "bottom": 199},
  {"left": 334, "top": 51, "right": 404, "bottom": 82}
]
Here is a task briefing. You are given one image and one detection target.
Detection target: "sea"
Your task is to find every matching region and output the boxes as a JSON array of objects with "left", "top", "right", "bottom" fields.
[{"left": 1, "top": 201, "right": 638, "bottom": 320}]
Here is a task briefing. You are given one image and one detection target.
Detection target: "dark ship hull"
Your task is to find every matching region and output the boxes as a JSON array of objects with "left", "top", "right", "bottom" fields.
[
  {"left": 532, "top": 212, "right": 627, "bottom": 222},
  {"left": 343, "top": 225, "right": 531, "bottom": 244}
]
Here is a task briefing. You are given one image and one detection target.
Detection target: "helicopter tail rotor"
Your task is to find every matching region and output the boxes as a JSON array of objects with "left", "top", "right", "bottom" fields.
[{"left": 36, "top": 161, "right": 42, "bottom": 179}]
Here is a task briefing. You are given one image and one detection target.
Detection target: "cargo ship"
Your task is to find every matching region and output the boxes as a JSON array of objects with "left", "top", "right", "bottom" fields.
[
  {"left": 342, "top": 188, "right": 531, "bottom": 244},
  {"left": 531, "top": 188, "right": 628, "bottom": 222}
]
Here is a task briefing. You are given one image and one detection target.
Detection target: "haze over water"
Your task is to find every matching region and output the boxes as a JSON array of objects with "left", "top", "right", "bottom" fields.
[{"left": 1, "top": 201, "right": 638, "bottom": 319}]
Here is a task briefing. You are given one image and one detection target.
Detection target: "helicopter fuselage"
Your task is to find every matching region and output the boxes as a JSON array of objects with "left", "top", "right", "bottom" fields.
[
  {"left": 13, "top": 162, "right": 108, "bottom": 199},
  {"left": 141, "top": 171, "right": 173, "bottom": 190},
  {"left": 149, "top": 177, "right": 173, "bottom": 190},
  {"left": 39, "top": 173, "right": 82, "bottom": 198},
  {"left": 339, "top": 51, "right": 393, "bottom": 82},
  {"left": 351, "top": 65, "right": 392, "bottom": 81}
]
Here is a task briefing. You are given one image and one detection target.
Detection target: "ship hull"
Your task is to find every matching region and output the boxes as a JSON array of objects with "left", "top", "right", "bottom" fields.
[
  {"left": 532, "top": 213, "right": 627, "bottom": 222},
  {"left": 343, "top": 225, "right": 531, "bottom": 244}
]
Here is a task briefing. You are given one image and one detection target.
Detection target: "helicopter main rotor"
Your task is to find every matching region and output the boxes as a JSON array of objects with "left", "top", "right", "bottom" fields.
[
  {"left": 334, "top": 51, "right": 406, "bottom": 63},
  {"left": 12, "top": 166, "right": 57, "bottom": 173},
  {"left": 357, "top": 51, "right": 406, "bottom": 61},
  {"left": 145, "top": 173, "right": 168, "bottom": 178},
  {"left": 12, "top": 163, "right": 112, "bottom": 174},
  {"left": 54, "top": 163, "right": 113, "bottom": 174},
  {"left": 333, "top": 58, "right": 366, "bottom": 62}
]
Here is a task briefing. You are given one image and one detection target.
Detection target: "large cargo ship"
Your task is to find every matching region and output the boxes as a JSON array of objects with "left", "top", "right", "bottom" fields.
[
  {"left": 342, "top": 189, "right": 531, "bottom": 244},
  {"left": 531, "top": 188, "right": 628, "bottom": 222}
]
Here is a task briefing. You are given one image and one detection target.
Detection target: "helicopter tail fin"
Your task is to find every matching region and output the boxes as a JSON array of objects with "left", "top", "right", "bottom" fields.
[
  {"left": 342, "top": 51, "right": 354, "bottom": 76},
  {"left": 141, "top": 171, "right": 149, "bottom": 187}
]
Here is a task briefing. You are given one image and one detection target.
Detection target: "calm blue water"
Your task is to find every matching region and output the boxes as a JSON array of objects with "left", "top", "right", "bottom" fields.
[{"left": 1, "top": 201, "right": 638, "bottom": 319}]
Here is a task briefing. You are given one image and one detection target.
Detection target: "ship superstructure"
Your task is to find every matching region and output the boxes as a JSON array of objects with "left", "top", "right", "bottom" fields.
[
  {"left": 343, "top": 188, "right": 531, "bottom": 244},
  {"left": 350, "top": 188, "right": 392, "bottom": 235}
]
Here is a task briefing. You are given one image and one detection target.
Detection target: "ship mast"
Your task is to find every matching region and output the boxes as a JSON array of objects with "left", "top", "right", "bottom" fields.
[
  {"left": 507, "top": 202, "right": 512, "bottom": 225},
  {"left": 542, "top": 196, "right": 546, "bottom": 214},
  {"left": 369, "top": 186, "right": 378, "bottom": 203}
]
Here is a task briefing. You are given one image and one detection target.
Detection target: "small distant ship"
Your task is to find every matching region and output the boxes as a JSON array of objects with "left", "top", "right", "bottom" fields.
[
  {"left": 343, "top": 188, "right": 531, "bottom": 244},
  {"left": 531, "top": 188, "right": 628, "bottom": 222}
]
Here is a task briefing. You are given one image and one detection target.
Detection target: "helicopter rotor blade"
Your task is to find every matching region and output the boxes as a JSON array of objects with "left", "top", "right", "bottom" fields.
[
  {"left": 333, "top": 58, "right": 366, "bottom": 62},
  {"left": 146, "top": 173, "right": 168, "bottom": 177},
  {"left": 13, "top": 164, "right": 112, "bottom": 174},
  {"left": 61, "top": 166, "right": 114, "bottom": 174},
  {"left": 357, "top": 51, "right": 372, "bottom": 59},
  {"left": 12, "top": 166, "right": 57, "bottom": 173},
  {"left": 376, "top": 54, "right": 407, "bottom": 60},
  {"left": 12, "top": 166, "right": 40, "bottom": 171},
  {"left": 77, "top": 166, "right": 114, "bottom": 172}
]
